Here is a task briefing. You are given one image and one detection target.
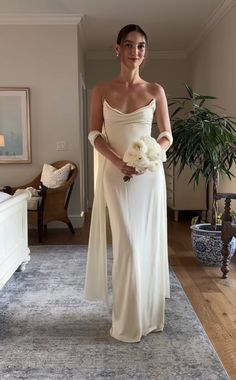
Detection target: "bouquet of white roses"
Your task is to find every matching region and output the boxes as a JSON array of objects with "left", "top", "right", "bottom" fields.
[{"left": 123, "top": 136, "right": 166, "bottom": 181}]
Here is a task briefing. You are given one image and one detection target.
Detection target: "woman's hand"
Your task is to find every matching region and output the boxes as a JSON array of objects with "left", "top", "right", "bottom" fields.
[{"left": 113, "top": 157, "right": 138, "bottom": 178}]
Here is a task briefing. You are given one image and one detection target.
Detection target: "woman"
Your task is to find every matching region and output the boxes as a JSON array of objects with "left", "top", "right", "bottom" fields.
[{"left": 84, "top": 24, "right": 173, "bottom": 343}]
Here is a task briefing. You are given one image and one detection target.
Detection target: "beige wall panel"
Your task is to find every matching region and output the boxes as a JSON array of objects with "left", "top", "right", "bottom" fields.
[
  {"left": 0, "top": 24, "right": 85, "bottom": 226},
  {"left": 189, "top": 5, "right": 236, "bottom": 212}
]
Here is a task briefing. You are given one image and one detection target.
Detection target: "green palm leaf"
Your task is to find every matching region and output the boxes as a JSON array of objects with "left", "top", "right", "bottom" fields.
[{"left": 168, "top": 84, "right": 236, "bottom": 229}]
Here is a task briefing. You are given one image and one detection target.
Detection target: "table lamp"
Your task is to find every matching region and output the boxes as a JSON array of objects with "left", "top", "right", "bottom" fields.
[{"left": 0, "top": 135, "right": 5, "bottom": 147}]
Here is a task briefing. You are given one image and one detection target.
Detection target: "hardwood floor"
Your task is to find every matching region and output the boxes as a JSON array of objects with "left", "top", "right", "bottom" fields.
[
  {"left": 29, "top": 215, "right": 236, "bottom": 379},
  {"left": 168, "top": 220, "right": 236, "bottom": 380}
]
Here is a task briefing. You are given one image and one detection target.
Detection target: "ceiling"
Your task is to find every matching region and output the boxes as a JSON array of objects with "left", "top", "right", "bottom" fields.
[{"left": 0, "top": 0, "right": 232, "bottom": 53}]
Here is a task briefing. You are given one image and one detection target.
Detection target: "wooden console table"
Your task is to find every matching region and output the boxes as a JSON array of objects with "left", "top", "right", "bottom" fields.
[{"left": 216, "top": 193, "right": 236, "bottom": 278}]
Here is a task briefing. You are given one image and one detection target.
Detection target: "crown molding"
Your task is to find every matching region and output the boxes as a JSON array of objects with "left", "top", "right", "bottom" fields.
[
  {"left": 187, "top": 0, "right": 236, "bottom": 55},
  {"left": 77, "top": 16, "right": 88, "bottom": 52},
  {"left": 86, "top": 50, "right": 187, "bottom": 61},
  {"left": 0, "top": 13, "right": 83, "bottom": 25}
]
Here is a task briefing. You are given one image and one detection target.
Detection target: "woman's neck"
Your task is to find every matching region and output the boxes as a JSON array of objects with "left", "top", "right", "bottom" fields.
[{"left": 117, "top": 67, "right": 142, "bottom": 86}]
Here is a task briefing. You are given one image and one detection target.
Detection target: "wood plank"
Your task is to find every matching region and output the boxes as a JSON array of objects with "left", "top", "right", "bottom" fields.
[
  {"left": 183, "top": 284, "right": 220, "bottom": 324},
  {"left": 206, "top": 323, "right": 236, "bottom": 380},
  {"left": 171, "top": 265, "right": 196, "bottom": 288},
  {"left": 212, "top": 279, "right": 236, "bottom": 309},
  {"left": 203, "top": 293, "right": 236, "bottom": 345}
]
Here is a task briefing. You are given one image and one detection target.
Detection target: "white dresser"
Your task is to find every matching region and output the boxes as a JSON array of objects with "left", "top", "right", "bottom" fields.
[{"left": 164, "top": 162, "right": 207, "bottom": 221}]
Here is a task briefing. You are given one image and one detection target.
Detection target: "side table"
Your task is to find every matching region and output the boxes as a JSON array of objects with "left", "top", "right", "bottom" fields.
[{"left": 216, "top": 192, "right": 236, "bottom": 278}]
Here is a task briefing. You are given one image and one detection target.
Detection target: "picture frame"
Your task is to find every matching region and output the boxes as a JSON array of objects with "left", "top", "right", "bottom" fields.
[{"left": 0, "top": 87, "right": 31, "bottom": 164}]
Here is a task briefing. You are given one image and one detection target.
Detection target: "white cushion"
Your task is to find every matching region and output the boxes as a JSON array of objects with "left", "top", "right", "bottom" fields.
[
  {"left": 40, "top": 163, "right": 72, "bottom": 189},
  {"left": 14, "top": 188, "right": 41, "bottom": 210},
  {"left": 14, "top": 187, "right": 38, "bottom": 197},
  {"left": 0, "top": 192, "right": 12, "bottom": 203},
  {"left": 13, "top": 188, "right": 34, "bottom": 210},
  {"left": 27, "top": 196, "right": 42, "bottom": 210}
]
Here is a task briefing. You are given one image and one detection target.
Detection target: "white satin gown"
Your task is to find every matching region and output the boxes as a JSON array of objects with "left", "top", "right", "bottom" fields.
[{"left": 85, "top": 99, "right": 170, "bottom": 343}]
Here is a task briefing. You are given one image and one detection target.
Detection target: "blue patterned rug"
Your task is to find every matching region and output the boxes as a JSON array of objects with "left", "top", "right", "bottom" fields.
[{"left": 0, "top": 245, "right": 229, "bottom": 380}]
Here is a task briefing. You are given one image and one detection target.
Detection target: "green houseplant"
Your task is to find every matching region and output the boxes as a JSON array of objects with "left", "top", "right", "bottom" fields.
[{"left": 167, "top": 84, "right": 236, "bottom": 265}]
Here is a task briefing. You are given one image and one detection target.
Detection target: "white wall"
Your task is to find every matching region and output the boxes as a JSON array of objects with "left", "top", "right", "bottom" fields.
[
  {"left": 188, "top": 4, "right": 236, "bottom": 210},
  {"left": 0, "top": 23, "right": 85, "bottom": 227},
  {"left": 189, "top": 8, "right": 236, "bottom": 115}
]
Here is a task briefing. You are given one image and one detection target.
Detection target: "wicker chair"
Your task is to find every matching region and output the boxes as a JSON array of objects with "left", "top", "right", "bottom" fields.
[{"left": 13, "top": 160, "right": 78, "bottom": 242}]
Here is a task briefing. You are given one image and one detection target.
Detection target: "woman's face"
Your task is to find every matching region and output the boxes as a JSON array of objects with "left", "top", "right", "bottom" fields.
[{"left": 116, "top": 31, "right": 147, "bottom": 68}]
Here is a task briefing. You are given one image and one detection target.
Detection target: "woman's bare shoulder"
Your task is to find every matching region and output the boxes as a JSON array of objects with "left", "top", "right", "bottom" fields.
[
  {"left": 92, "top": 80, "right": 116, "bottom": 99},
  {"left": 145, "top": 82, "right": 166, "bottom": 100}
]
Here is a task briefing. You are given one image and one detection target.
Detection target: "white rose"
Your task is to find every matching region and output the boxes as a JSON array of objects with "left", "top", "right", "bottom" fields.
[{"left": 132, "top": 140, "right": 147, "bottom": 153}]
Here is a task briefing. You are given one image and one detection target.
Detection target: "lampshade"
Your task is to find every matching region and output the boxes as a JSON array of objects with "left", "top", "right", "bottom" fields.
[{"left": 0, "top": 134, "right": 5, "bottom": 147}]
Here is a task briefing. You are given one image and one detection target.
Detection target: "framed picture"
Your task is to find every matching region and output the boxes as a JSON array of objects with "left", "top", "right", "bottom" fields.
[{"left": 0, "top": 87, "right": 31, "bottom": 163}]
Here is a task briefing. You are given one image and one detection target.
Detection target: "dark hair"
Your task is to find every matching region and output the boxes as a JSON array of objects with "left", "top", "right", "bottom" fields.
[{"left": 116, "top": 24, "right": 148, "bottom": 45}]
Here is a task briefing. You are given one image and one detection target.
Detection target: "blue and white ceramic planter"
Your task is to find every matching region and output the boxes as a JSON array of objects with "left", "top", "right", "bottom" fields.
[{"left": 190, "top": 224, "right": 236, "bottom": 266}]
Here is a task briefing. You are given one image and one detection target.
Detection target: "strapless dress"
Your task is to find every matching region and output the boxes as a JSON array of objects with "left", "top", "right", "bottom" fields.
[{"left": 85, "top": 99, "right": 170, "bottom": 343}]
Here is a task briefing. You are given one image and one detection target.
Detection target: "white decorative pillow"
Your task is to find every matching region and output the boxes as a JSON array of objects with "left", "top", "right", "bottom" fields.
[
  {"left": 0, "top": 192, "right": 12, "bottom": 203},
  {"left": 40, "top": 163, "right": 72, "bottom": 189}
]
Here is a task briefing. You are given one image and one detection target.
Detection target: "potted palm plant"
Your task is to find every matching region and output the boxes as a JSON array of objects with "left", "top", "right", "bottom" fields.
[{"left": 168, "top": 84, "right": 236, "bottom": 265}]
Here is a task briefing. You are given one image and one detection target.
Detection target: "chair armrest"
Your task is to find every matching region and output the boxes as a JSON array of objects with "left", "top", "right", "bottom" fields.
[
  {"left": 216, "top": 192, "right": 236, "bottom": 200},
  {"left": 11, "top": 175, "right": 42, "bottom": 194}
]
